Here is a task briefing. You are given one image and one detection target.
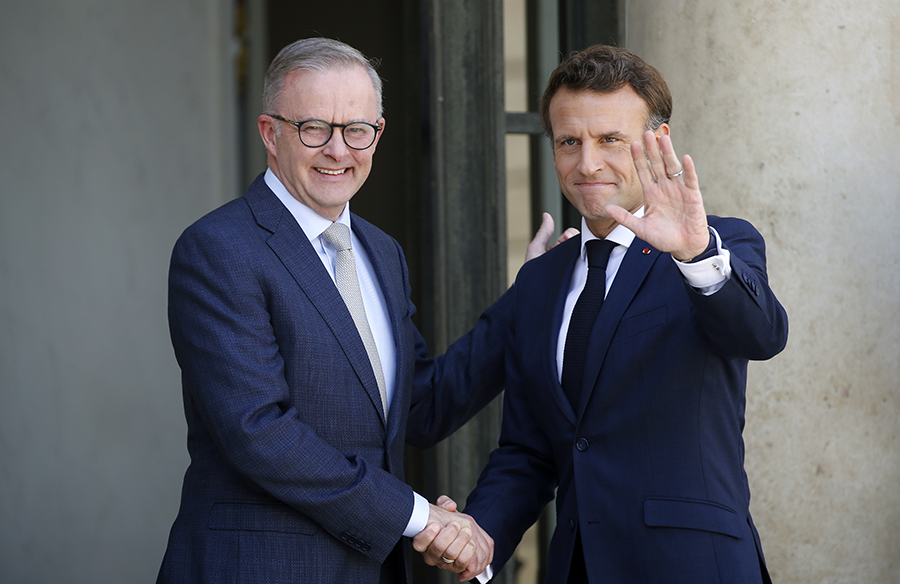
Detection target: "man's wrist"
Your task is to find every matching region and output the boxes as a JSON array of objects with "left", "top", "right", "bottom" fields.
[
  {"left": 674, "top": 226, "right": 731, "bottom": 293},
  {"left": 674, "top": 227, "right": 716, "bottom": 263},
  {"left": 403, "top": 492, "right": 430, "bottom": 537}
]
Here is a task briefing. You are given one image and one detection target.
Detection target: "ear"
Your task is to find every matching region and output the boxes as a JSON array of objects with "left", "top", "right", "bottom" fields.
[
  {"left": 654, "top": 122, "right": 671, "bottom": 138},
  {"left": 258, "top": 115, "right": 278, "bottom": 157},
  {"left": 371, "top": 117, "right": 386, "bottom": 150}
]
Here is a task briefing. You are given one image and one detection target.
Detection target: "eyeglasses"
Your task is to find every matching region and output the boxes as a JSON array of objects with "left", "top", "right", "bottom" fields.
[{"left": 268, "top": 114, "right": 382, "bottom": 150}]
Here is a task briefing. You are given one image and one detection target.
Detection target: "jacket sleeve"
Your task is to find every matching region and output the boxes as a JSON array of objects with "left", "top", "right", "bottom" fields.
[
  {"left": 458, "top": 284, "right": 558, "bottom": 572},
  {"left": 688, "top": 217, "right": 789, "bottom": 360},
  {"left": 404, "top": 271, "right": 513, "bottom": 449}
]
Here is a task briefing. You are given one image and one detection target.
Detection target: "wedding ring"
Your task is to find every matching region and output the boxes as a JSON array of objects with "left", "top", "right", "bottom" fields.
[
  {"left": 667, "top": 169, "right": 684, "bottom": 179},
  {"left": 441, "top": 556, "right": 455, "bottom": 564}
]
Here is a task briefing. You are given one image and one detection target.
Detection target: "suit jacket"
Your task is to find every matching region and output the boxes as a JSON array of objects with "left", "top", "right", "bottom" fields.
[
  {"left": 157, "top": 174, "right": 511, "bottom": 584},
  {"left": 464, "top": 216, "right": 788, "bottom": 584}
]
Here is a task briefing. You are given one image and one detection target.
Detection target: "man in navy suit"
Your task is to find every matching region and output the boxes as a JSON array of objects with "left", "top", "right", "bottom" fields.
[
  {"left": 156, "top": 37, "right": 554, "bottom": 584},
  {"left": 417, "top": 45, "right": 788, "bottom": 583}
]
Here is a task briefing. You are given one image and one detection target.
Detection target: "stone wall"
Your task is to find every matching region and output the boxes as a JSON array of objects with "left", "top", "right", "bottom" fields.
[{"left": 626, "top": 1, "right": 900, "bottom": 581}]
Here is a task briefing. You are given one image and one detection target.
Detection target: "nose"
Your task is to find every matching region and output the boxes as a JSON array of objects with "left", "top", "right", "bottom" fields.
[
  {"left": 321, "top": 128, "right": 350, "bottom": 159},
  {"left": 576, "top": 142, "right": 604, "bottom": 176}
]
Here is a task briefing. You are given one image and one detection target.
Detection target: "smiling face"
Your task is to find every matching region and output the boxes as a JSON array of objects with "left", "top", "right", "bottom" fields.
[
  {"left": 258, "top": 65, "right": 384, "bottom": 221},
  {"left": 549, "top": 84, "right": 668, "bottom": 238}
]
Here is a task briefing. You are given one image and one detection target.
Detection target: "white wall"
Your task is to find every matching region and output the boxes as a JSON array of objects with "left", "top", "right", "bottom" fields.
[
  {"left": 625, "top": 1, "right": 900, "bottom": 582},
  {"left": 0, "top": 1, "right": 238, "bottom": 582}
]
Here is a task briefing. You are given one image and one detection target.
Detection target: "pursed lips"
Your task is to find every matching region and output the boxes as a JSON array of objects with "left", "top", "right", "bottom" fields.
[{"left": 575, "top": 178, "right": 615, "bottom": 189}]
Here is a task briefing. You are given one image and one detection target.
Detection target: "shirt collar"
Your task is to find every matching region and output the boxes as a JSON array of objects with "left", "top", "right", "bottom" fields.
[{"left": 579, "top": 206, "right": 644, "bottom": 257}]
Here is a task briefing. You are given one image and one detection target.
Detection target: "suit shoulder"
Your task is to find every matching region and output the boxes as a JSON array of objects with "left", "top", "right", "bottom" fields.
[
  {"left": 185, "top": 193, "right": 252, "bottom": 228},
  {"left": 177, "top": 175, "right": 282, "bottom": 244},
  {"left": 173, "top": 196, "right": 259, "bottom": 254},
  {"left": 707, "top": 215, "right": 761, "bottom": 238}
]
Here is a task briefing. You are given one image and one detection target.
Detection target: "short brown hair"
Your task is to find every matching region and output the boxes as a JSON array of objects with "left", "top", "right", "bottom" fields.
[{"left": 540, "top": 45, "right": 672, "bottom": 139}]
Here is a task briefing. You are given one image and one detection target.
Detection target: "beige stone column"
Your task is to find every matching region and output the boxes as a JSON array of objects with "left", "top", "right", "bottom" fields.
[{"left": 624, "top": 1, "right": 900, "bottom": 581}]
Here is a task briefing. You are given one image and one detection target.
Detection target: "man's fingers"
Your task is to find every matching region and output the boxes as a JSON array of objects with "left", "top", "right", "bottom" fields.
[
  {"left": 681, "top": 154, "right": 699, "bottom": 189},
  {"left": 455, "top": 539, "right": 476, "bottom": 568},
  {"left": 556, "top": 227, "right": 579, "bottom": 244},
  {"left": 423, "top": 521, "right": 462, "bottom": 566},
  {"left": 459, "top": 529, "right": 493, "bottom": 581},
  {"left": 412, "top": 522, "right": 441, "bottom": 553},
  {"left": 631, "top": 140, "right": 655, "bottom": 186},
  {"left": 658, "top": 134, "right": 683, "bottom": 178},
  {"left": 437, "top": 527, "right": 473, "bottom": 572},
  {"left": 460, "top": 561, "right": 481, "bottom": 582},
  {"left": 436, "top": 495, "right": 457, "bottom": 511},
  {"left": 455, "top": 541, "right": 480, "bottom": 580},
  {"left": 536, "top": 212, "right": 555, "bottom": 241},
  {"left": 525, "top": 212, "right": 556, "bottom": 262},
  {"left": 606, "top": 204, "right": 638, "bottom": 232},
  {"left": 642, "top": 130, "right": 668, "bottom": 180}
]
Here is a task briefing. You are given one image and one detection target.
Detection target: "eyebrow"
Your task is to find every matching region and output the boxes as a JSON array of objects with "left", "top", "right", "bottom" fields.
[
  {"left": 554, "top": 130, "right": 629, "bottom": 145},
  {"left": 598, "top": 130, "right": 629, "bottom": 141}
]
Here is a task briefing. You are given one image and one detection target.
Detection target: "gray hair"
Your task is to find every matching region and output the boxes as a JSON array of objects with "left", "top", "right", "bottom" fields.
[{"left": 262, "top": 37, "right": 383, "bottom": 118}]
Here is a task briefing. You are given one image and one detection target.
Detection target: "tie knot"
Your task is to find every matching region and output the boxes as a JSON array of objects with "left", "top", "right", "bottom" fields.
[
  {"left": 585, "top": 238, "right": 617, "bottom": 270},
  {"left": 322, "top": 222, "right": 352, "bottom": 252}
]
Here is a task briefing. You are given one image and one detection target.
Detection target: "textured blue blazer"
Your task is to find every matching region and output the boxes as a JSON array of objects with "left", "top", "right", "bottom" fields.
[
  {"left": 157, "top": 174, "right": 511, "bottom": 584},
  {"left": 464, "top": 216, "right": 788, "bottom": 584}
]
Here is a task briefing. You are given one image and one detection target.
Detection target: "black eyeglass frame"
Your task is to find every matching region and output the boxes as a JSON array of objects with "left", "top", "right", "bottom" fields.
[{"left": 267, "top": 114, "right": 383, "bottom": 150}]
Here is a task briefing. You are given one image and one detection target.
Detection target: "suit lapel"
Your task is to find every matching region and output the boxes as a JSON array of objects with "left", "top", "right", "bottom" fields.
[
  {"left": 351, "top": 215, "right": 407, "bottom": 442},
  {"left": 578, "top": 238, "right": 661, "bottom": 417},
  {"left": 244, "top": 178, "right": 388, "bottom": 427},
  {"left": 532, "top": 237, "right": 582, "bottom": 425}
]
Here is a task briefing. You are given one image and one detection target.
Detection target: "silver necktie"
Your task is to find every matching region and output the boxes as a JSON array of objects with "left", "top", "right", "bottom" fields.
[{"left": 321, "top": 222, "right": 388, "bottom": 420}]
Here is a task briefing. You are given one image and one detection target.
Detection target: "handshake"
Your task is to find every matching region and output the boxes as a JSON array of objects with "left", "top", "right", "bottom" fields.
[{"left": 413, "top": 495, "right": 493, "bottom": 583}]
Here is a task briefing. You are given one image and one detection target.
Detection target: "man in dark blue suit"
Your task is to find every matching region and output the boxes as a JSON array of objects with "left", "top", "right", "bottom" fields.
[
  {"left": 156, "top": 37, "right": 550, "bottom": 583},
  {"left": 417, "top": 45, "right": 788, "bottom": 583}
]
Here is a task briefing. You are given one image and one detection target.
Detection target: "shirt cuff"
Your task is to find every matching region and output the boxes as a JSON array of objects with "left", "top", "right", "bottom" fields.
[
  {"left": 673, "top": 226, "right": 731, "bottom": 294},
  {"left": 402, "top": 491, "right": 430, "bottom": 538},
  {"left": 476, "top": 565, "right": 494, "bottom": 583}
]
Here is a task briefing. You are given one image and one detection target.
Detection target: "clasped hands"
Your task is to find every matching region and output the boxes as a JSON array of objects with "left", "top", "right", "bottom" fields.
[{"left": 413, "top": 495, "right": 493, "bottom": 582}]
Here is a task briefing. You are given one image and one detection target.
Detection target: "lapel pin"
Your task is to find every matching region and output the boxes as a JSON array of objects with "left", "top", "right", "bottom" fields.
[{"left": 642, "top": 248, "right": 651, "bottom": 254}]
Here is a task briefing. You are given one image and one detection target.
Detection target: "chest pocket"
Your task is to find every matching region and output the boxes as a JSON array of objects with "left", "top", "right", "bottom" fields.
[{"left": 613, "top": 306, "right": 668, "bottom": 342}]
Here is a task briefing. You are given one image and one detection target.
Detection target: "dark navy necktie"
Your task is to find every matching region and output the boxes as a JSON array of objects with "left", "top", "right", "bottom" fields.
[{"left": 561, "top": 238, "right": 617, "bottom": 411}]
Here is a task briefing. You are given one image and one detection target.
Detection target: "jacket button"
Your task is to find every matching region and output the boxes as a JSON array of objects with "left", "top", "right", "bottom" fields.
[
  {"left": 576, "top": 437, "right": 590, "bottom": 451},
  {"left": 568, "top": 520, "right": 576, "bottom": 531}
]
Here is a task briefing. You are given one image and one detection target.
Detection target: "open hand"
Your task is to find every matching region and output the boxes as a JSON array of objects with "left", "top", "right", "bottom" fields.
[{"left": 606, "top": 131, "right": 709, "bottom": 261}]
